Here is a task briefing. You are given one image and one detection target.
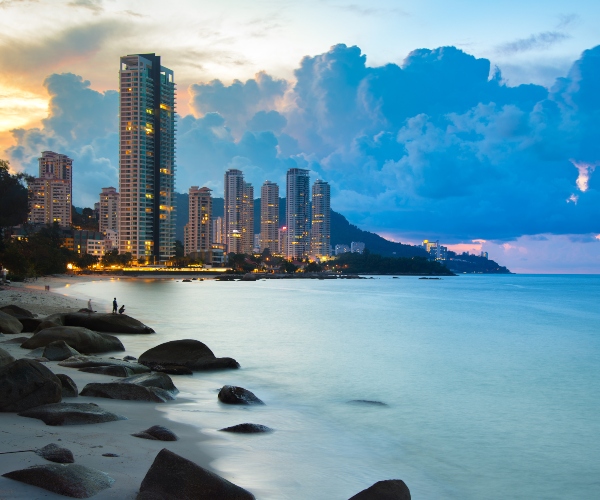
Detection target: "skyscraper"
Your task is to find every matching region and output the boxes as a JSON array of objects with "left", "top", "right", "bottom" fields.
[
  {"left": 28, "top": 151, "right": 72, "bottom": 227},
  {"left": 286, "top": 168, "right": 310, "bottom": 259},
  {"left": 99, "top": 187, "right": 119, "bottom": 233},
  {"left": 311, "top": 179, "right": 331, "bottom": 258},
  {"left": 241, "top": 181, "right": 254, "bottom": 254},
  {"left": 184, "top": 186, "right": 212, "bottom": 259},
  {"left": 260, "top": 181, "right": 279, "bottom": 253},
  {"left": 223, "top": 169, "right": 244, "bottom": 254},
  {"left": 118, "top": 53, "right": 176, "bottom": 264}
]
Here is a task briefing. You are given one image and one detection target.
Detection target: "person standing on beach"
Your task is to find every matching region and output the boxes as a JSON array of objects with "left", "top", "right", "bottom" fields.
[
  {"left": 88, "top": 299, "right": 93, "bottom": 312},
  {"left": 112, "top": 298, "right": 118, "bottom": 314}
]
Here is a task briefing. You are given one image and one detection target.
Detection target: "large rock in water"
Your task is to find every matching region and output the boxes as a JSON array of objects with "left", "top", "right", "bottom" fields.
[
  {"left": 0, "top": 310, "right": 23, "bottom": 335},
  {"left": 18, "top": 402, "right": 126, "bottom": 426},
  {"left": 137, "top": 448, "right": 255, "bottom": 500},
  {"left": 132, "top": 425, "right": 178, "bottom": 441},
  {"left": 46, "top": 312, "right": 154, "bottom": 334},
  {"left": 0, "top": 347, "right": 16, "bottom": 367},
  {"left": 0, "top": 359, "right": 62, "bottom": 412},
  {"left": 20, "top": 326, "right": 125, "bottom": 354},
  {"left": 3, "top": 463, "right": 114, "bottom": 498},
  {"left": 80, "top": 382, "right": 175, "bottom": 403},
  {"left": 348, "top": 480, "right": 411, "bottom": 500},
  {"left": 43, "top": 340, "right": 81, "bottom": 361},
  {"left": 219, "top": 423, "right": 273, "bottom": 433},
  {"left": 120, "top": 371, "right": 178, "bottom": 394},
  {"left": 58, "top": 355, "right": 151, "bottom": 374},
  {"left": 139, "top": 339, "right": 240, "bottom": 371},
  {"left": 218, "top": 385, "right": 264, "bottom": 405}
]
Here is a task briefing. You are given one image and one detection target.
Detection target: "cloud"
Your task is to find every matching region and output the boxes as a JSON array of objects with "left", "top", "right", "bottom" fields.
[
  {"left": 496, "top": 32, "right": 571, "bottom": 55},
  {"left": 67, "top": 0, "right": 103, "bottom": 13},
  {"left": 571, "top": 159, "right": 596, "bottom": 192}
]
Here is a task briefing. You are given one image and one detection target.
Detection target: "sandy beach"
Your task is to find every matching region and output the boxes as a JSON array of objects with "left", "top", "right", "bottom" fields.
[{"left": 0, "top": 276, "right": 227, "bottom": 499}]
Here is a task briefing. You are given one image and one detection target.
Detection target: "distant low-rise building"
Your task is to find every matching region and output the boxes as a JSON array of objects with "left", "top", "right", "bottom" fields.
[
  {"left": 351, "top": 241, "right": 365, "bottom": 254},
  {"left": 87, "top": 238, "right": 106, "bottom": 258},
  {"left": 335, "top": 244, "right": 351, "bottom": 255}
]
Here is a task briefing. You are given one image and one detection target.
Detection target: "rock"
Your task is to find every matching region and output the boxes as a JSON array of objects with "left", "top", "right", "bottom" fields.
[
  {"left": 137, "top": 448, "right": 254, "bottom": 500},
  {"left": 0, "top": 310, "right": 23, "bottom": 335},
  {"left": 0, "top": 305, "right": 35, "bottom": 318},
  {"left": 56, "top": 374, "right": 78, "bottom": 398},
  {"left": 0, "top": 359, "right": 62, "bottom": 412},
  {"left": 19, "top": 318, "right": 44, "bottom": 333},
  {"left": 24, "top": 347, "right": 46, "bottom": 358},
  {"left": 120, "top": 372, "right": 178, "bottom": 394},
  {"left": 79, "top": 365, "right": 135, "bottom": 377},
  {"left": 58, "top": 355, "right": 151, "bottom": 374},
  {"left": 33, "top": 319, "right": 60, "bottom": 333},
  {"left": 3, "top": 463, "right": 114, "bottom": 498},
  {"left": 80, "top": 383, "right": 175, "bottom": 403},
  {"left": 348, "top": 480, "right": 411, "bottom": 500},
  {"left": 348, "top": 400, "right": 388, "bottom": 407},
  {"left": 102, "top": 453, "right": 119, "bottom": 457},
  {"left": 151, "top": 364, "right": 193, "bottom": 375},
  {"left": 35, "top": 443, "right": 75, "bottom": 464},
  {"left": 123, "top": 355, "right": 137, "bottom": 361},
  {"left": 131, "top": 425, "right": 178, "bottom": 441},
  {"left": 218, "top": 386, "right": 264, "bottom": 406},
  {"left": 0, "top": 336, "right": 30, "bottom": 344},
  {"left": 139, "top": 339, "right": 240, "bottom": 372},
  {"left": 46, "top": 312, "right": 155, "bottom": 334},
  {"left": 0, "top": 347, "right": 16, "bottom": 367},
  {"left": 18, "top": 402, "right": 126, "bottom": 426},
  {"left": 43, "top": 340, "right": 81, "bottom": 361},
  {"left": 21, "top": 326, "right": 125, "bottom": 354},
  {"left": 219, "top": 423, "right": 273, "bottom": 433}
]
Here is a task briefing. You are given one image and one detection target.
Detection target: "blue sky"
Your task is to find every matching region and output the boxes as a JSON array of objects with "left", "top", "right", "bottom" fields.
[{"left": 0, "top": 0, "right": 598, "bottom": 272}]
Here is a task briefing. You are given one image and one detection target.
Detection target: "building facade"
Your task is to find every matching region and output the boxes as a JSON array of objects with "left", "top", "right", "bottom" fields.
[
  {"left": 223, "top": 169, "right": 244, "bottom": 254},
  {"left": 99, "top": 187, "right": 119, "bottom": 235},
  {"left": 184, "top": 186, "right": 212, "bottom": 260},
  {"left": 286, "top": 168, "right": 310, "bottom": 259},
  {"left": 118, "top": 53, "right": 176, "bottom": 264},
  {"left": 241, "top": 182, "right": 254, "bottom": 254},
  {"left": 260, "top": 181, "right": 279, "bottom": 253},
  {"left": 212, "top": 217, "right": 223, "bottom": 244},
  {"left": 39, "top": 151, "right": 73, "bottom": 203},
  {"left": 310, "top": 179, "right": 330, "bottom": 258}
]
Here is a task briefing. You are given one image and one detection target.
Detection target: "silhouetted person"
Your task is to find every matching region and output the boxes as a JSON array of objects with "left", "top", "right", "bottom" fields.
[
  {"left": 88, "top": 299, "right": 93, "bottom": 312},
  {"left": 112, "top": 298, "right": 118, "bottom": 314},
  {"left": 118, "top": 305, "right": 125, "bottom": 315}
]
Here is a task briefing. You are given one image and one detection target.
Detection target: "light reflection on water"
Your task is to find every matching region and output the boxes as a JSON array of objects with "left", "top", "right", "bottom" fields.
[{"left": 64, "top": 275, "right": 600, "bottom": 499}]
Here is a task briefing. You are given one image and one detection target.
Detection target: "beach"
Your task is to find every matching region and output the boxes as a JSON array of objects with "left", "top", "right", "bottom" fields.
[{"left": 0, "top": 276, "right": 225, "bottom": 499}]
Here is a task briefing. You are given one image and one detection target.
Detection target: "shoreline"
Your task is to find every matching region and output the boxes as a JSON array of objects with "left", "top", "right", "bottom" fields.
[{"left": 0, "top": 278, "right": 230, "bottom": 499}]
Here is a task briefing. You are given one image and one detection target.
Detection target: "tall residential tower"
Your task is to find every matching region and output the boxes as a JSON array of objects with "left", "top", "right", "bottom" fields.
[
  {"left": 184, "top": 186, "right": 212, "bottom": 259},
  {"left": 223, "top": 169, "right": 254, "bottom": 254},
  {"left": 311, "top": 179, "right": 331, "bottom": 258},
  {"left": 118, "top": 53, "right": 176, "bottom": 263},
  {"left": 260, "top": 181, "right": 279, "bottom": 253},
  {"left": 286, "top": 168, "right": 310, "bottom": 259}
]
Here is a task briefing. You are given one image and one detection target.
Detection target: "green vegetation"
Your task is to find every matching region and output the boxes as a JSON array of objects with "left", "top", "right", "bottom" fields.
[
  {"left": 446, "top": 252, "right": 511, "bottom": 274},
  {"left": 0, "top": 160, "right": 30, "bottom": 236},
  {"left": 332, "top": 250, "right": 454, "bottom": 275}
]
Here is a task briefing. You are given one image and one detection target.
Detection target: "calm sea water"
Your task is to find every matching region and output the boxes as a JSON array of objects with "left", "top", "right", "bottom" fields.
[{"left": 63, "top": 275, "right": 600, "bottom": 499}]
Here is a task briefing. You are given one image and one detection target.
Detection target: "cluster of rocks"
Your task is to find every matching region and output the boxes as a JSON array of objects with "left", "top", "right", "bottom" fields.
[{"left": 0, "top": 303, "right": 411, "bottom": 499}]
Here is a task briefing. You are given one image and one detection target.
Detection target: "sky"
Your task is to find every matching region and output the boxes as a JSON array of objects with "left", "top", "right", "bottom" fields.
[{"left": 0, "top": 0, "right": 599, "bottom": 273}]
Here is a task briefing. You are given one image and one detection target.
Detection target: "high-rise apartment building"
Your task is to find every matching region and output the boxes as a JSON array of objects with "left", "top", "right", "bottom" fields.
[
  {"left": 311, "top": 179, "right": 331, "bottom": 258},
  {"left": 212, "top": 217, "right": 223, "bottom": 244},
  {"left": 28, "top": 151, "right": 73, "bottom": 227},
  {"left": 241, "top": 182, "right": 254, "bottom": 254},
  {"left": 184, "top": 186, "right": 212, "bottom": 258},
  {"left": 99, "top": 187, "right": 119, "bottom": 234},
  {"left": 260, "top": 181, "right": 279, "bottom": 253},
  {"left": 223, "top": 169, "right": 244, "bottom": 254},
  {"left": 286, "top": 168, "right": 310, "bottom": 259},
  {"left": 118, "top": 53, "right": 176, "bottom": 263}
]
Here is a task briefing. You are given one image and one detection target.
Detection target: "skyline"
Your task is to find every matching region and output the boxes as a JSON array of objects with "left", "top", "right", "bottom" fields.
[{"left": 0, "top": 1, "right": 599, "bottom": 273}]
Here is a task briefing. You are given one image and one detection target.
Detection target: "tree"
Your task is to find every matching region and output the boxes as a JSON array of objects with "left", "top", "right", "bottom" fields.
[{"left": 0, "top": 159, "right": 30, "bottom": 233}]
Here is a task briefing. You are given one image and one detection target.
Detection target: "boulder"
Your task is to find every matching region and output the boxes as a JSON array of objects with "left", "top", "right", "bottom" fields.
[
  {"left": 21, "top": 326, "right": 125, "bottom": 354},
  {"left": 123, "top": 355, "right": 137, "bottom": 361},
  {"left": 120, "top": 372, "right": 178, "bottom": 394},
  {"left": 33, "top": 320, "right": 61, "bottom": 333},
  {"left": 0, "top": 359, "right": 62, "bottom": 412},
  {"left": 58, "top": 355, "right": 151, "bottom": 374},
  {"left": 79, "top": 365, "right": 135, "bottom": 377},
  {"left": 137, "top": 448, "right": 254, "bottom": 500},
  {"left": 139, "top": 339, "right": 240, "bottom": 372},
  {"left": 218, "top": 386, "right": 264, "bottom": 406},
  {"left": 0, "top": 305, "right": 35, "bottom": 318},
  {"left": 219, "top": 423, "right": 273, "bottom": 433},
  {"left": 348, "top": 480, "right": 411, "bottom": 500},
  {"left": 0, "top": 347, "right": 16, "bottom": 367},
  {"left": 150, "top": 364, "right": 193, "bottom": 375},
  {"left": 43, "top": 340, "right": 81, "bottom": 361},
  {"left": 56, "top": 374, "right": 78, "bottom": 398},
  {"left": 3, "top": 463, "right": 114, "bottom": 498},
  {"left": 0, "top": 310, "right": 23, "bottom": 335},
  {"left": 18, "top": 402, "right": 126, "bottom": 426},
  {"left": 35, "top": 443, "right": 75, "bottom": 464},
  {"left": 80, "top": 383, "right": 175, "bottom": 403},
  {"left": 0, "top": 336, "right": 29, "bottom": 344},
  {"left": 19, "top": 318, "right": 44, "bottom": 333},
  {"left": 131, "top": 425, "right": 178, "bottom": 441},
  {"left": 46, "top": 312, "right": 154, "bottom": 334}
]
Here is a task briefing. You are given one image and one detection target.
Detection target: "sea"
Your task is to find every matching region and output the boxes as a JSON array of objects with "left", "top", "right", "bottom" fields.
[{"left": 62, "top": 274, "right": 600, "bottom": 499}]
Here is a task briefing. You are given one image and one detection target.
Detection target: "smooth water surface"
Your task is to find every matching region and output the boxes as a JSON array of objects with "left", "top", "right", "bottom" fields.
[{"left": 64, "top": 275, "right": 600, "bottom": 499}]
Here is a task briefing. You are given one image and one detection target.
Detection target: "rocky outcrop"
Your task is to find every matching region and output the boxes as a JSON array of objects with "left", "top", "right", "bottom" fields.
[
  {"left": 79, "top": 365, "right": 135, "bottom": 377},
  {"left": 0, "top": 347, "right": 15, "bottom": 367},
  {"left": 58, "top": 355, "right": 151, "bottom": 374},
  {"left": 0, "top": 310, "right": 23, "bottom": 335},
  {"left": 0, "top": 359, "right": 62, "bottom": 412},
  {"left": 18, "top": 402, "right": 126, "bottom": 426},
  {"left": 0, "top": 305, "right": 34, "bottom": 318},
  {"left": 120, "top": 372, "right": 178, "bottom": 395},
  {"left": 33, "top": 320, "right": 60, "bottom": 333},
  {"left": 137, "top": 448, "right": 255, "bottom": 500},
  {"left": 219, "top": 423, "right": 273, "bottom": 433},
  {"left": 80, "top": 383, "right": 175, "bottom": 403},
  {"left": 35, "top": 443, "right": 75, "bottom": 464},
  {"left": 348, "top": 480, "right": 411, "bottom": 500},
  {"left": 139, "top": 339, "right": 240, "bottom": 372},
  {"left": 21, "top": 326, "right": 125, "bottom": 354},
  {"left": 3, "top": 463, "right": 114, "bottom": 498},
  {"left": 218, "top": 386, "right": 264, "bottom": 406},
  {"left": 46, "top": 312, "right": 155, "bottom": 334},
  {"left": 56, "top": 374, "right": 78, "bottom": 398},
  {"left": 19, "top": 318, "right": 44, "bottom": 333},
  {"left": 42, "top": 340, "right": 81, "bottom": 361},
  {"left": 150, "top": 364, "right": 193, "bottom": 375},
  {"left": 131, "top": 425, "right": 178, "bottom": 441}
]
